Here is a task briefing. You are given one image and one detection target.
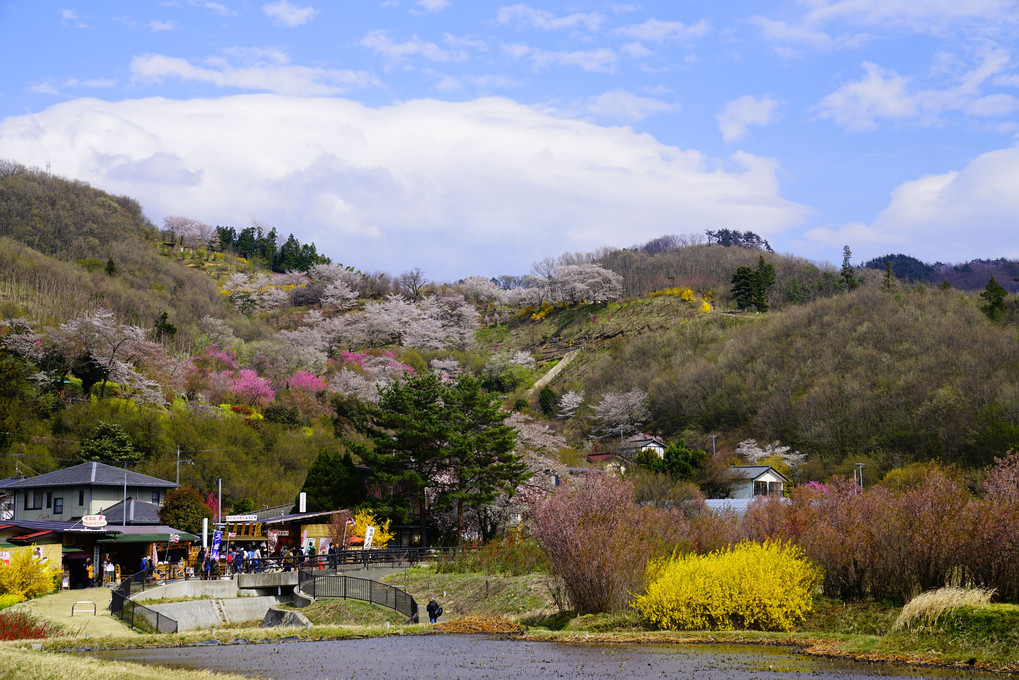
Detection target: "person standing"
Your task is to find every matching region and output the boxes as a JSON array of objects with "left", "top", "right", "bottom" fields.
[
  {"left": 84, "top": 558, "right": 94, "bottom": 588},
  {"left": 103, "top": 556, "right": 115, "bottom": 585},
  {"left": 426, "top": 597, "right": 442, "bottom": 624}
]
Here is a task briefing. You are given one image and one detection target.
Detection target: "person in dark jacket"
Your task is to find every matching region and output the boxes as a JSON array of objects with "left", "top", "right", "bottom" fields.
[{"left": 426, "top": 597, "right": 442, "bottom": 624}]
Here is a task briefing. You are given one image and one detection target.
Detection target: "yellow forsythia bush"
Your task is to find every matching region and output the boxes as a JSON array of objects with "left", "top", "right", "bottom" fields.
[
  {"left": 0, "top": 551, "right": 59, "bottom": 603},
  {"left": 633, "top": 540, "right": 821, "bottom": 632}
]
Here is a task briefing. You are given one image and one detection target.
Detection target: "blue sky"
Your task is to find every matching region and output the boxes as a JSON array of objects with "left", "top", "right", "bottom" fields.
[{"left": 1, "top": 1, "right": 1018, "bottom": 280}]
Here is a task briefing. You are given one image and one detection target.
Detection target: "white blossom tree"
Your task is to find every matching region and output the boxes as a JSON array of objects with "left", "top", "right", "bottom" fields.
[
  {"left": 558, "top": 390, "right": 585, "bottom": 419},
  {"left": 592, "top": 389, "right": 650, "bottom": 439},
  {"left": 163, "top": 215, "right": 216, "bottom": 249},
  {"left": 735, "top": 439, "right": 807, "bottom": 472}
]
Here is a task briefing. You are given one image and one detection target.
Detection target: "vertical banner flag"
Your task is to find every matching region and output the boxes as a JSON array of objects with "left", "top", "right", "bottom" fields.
[
  {"left": 211, "top": 530, "right": 223, "bottom": 561},
  {"left": 363, "top": 525, "right": 375, "bottom": 550}
]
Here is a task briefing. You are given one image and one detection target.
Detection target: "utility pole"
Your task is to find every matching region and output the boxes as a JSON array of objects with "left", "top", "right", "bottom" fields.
[
  {"left": 176, "top": 448, "right": 180, "bottom": 485},
  {"left": 710, "top": 434, "right": 717, "bottom": 457},
  {"left": 122, "top": 465, "right": 127, "bottom": 527},
  {"left": 218, "top": 478, "right": 222, "bottom": 524},
  {"left": 856, "top": 462, "right": 865, "bottom": 490}
]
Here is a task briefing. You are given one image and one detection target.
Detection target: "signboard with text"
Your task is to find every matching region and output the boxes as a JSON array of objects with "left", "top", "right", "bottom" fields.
[{"left": 82, "top": 515, "right": 107, "bottom": 528}]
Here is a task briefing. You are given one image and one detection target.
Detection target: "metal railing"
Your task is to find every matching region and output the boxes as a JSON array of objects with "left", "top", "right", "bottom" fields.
[
  {"left": 108, "top": 570, "right": 179, "bottom": 634},
  {"left": 298, "top": 569, "right": 418, "bottom": 624},
  {"left": 227, "top": 546, "right": 467, "bottom": 574}
]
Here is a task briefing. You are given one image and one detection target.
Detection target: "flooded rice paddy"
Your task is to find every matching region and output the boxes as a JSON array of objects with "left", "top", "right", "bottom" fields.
[{"left": 87, "top": 635, "right": 1002, "bottom": 680}]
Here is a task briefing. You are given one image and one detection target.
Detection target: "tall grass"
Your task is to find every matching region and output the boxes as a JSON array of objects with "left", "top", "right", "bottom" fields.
[{"left": 892, "top": 586, "right": 996, "bottom": 631}]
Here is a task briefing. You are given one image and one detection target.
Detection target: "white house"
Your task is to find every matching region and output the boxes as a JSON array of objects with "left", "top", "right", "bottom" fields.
[
  {"left": 728, "top": 465, "right": 787, "bottom": 499},
  {"left": 0, "top": 461, "right": 177, "bottom": 522},
  {"left": 619, "top": 433, "right": 666, "bottom": 461}
]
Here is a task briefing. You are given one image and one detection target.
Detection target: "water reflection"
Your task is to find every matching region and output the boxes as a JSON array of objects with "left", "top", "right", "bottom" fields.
[{"left": 88, "top": 636, "right": 999, "bottom": 680}]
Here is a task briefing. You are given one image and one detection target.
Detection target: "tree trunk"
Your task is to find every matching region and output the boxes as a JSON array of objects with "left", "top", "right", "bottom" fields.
[{"left": 456, "top": 498, "right": 464, "bottom": 546}]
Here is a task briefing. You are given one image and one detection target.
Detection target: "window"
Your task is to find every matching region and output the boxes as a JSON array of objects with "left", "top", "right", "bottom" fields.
[
  {"left": 46, "top": 492, "right": 52, "bottom": 509},
  {"left": 151, "top": 491, "right": 160, "bottom": 504},
  {"left": 53, "top": 498, "right": 63, "bottom": 515},
  {"left": 24, "top": 490, "right": 43, "bottom": 510},
  {"left": 753, "top": 481, "right": 769, "bottom": 496},
  {"left": 768, "top": 482, "right": 783, "bottom": 496},
  {"left": 79, "top": 489, "right": 85, "bottom": 506}
]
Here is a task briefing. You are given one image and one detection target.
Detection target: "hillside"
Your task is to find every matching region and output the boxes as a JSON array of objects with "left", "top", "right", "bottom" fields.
[
  {"left": 0, "top": 164, "right": 269, "bottom": 353},
  {"left": 1, "top": 166, "right": 1018, "bottom": 514}
]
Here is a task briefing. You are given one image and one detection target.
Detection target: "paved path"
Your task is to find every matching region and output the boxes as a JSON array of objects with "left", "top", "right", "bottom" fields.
[{"left": 11, "top": 587, "right": 138, "bottom": 637}]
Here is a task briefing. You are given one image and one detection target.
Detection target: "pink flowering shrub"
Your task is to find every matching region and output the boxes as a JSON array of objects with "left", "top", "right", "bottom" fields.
[
  {"left": 191, "top": 344, "right": 239, "bottom": 371},
  {"left": 230, "top": 369, "right": 275, "bottom": 408},
  {"left": 288, "top": 371, "right": 327, "bottom": 394}
]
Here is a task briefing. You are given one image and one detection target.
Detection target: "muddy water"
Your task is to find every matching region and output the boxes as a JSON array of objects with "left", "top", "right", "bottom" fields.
[{"left": 88, "top": 636, "right": 998, "bottom": 680}]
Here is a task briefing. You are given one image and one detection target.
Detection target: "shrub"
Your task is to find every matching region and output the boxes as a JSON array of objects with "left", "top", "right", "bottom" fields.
[
  {"left": 893, "top": 586, "right": 996, "bottom": 631},
  {"left": 633, "top": 539, "right": 821, "bottom": 632},
  {"left": 0, "top": 551, "right": 58, "bottom": 602},
  {"left": 0, "top": 610, "right": 57, "bottom": 640},
  {"left": 531, "top": 474, "right": 688, "bottom": 613},
  {"left": 964, "top": 452, "right": 1019, "bottom": 602},
  {"left": 0, "top": 594, "right": 21, "bottom": 609}
]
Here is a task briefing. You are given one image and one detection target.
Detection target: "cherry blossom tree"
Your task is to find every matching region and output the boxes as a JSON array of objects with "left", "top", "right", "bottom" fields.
[
  {"left": 558, "top": 390, "right": 585, "bottom": 419},
  {"left": 592, "top": 389, "right": 651, "bottom": 439},
  {"left": 163, "top": 215, "right": 216, "bottom": 249},
  {"left": 735, "top": 439, "right": 807, "bottom": 473}
]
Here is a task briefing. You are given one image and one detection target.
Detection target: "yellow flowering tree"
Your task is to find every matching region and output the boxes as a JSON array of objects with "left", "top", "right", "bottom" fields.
[
  {"left": 351, "top": 509, "right": 394, "bottom": 549},
  {"left": 0, "top": 551, "right": 59, "bottom": 602}
]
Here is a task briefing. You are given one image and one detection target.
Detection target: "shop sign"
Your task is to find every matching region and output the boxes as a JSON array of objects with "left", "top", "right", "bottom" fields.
[{"left": 82, "top": 515, "right": 107, "bottom": 528}]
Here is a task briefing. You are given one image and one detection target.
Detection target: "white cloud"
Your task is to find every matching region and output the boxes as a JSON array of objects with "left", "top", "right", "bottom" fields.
[
  {"left": 130, "top": 50, "right": 380, "bottom": 96},
  {"left": 805, "top": 144, "right": 1019, "bottom": 262},
  {"left": 415, "top": 0, "right": 452, "bottom": 12},
  {"left": 611, "top": 18, "right": 710, "bottom": 43},
  {"left": 495, "top": 4, "right": 605, "bottom": 32},
  {"left": 187, "top": 0, "right": 236, "bottom": 16},
  {"left": 717, "top": 95, "right": 780, "bottom": 142},
  {"left": 815, "top": 50, "right": 1019, "bottom": 130},
  {"left": 28, "top": 77, "right": 117, "bottom": 95},
  {"left": 262, "top": 1, "right": 318, "bottom": 27},
  {"left": 568, "top": 89, "right": 680, "bottom": 123},
  {"left": 59, "top": 8, "right": 87, "bottom": 28},
  {"left": 620, "top": 42, "right": 653, "bottom": 59},
  {"left": 503, "top": 44, "right": 617, "bottom": 74},
  {"left": 753, "top": 0, "right": 1019, "bottom": 52},
  {"left": 148, "top": 19, "right": 180, "bottom": 32},
  {"left": 0, "top": 95, "right": 809, "bottom": 279},
  {"left": 361, "top": 30, "right": 471, "bottom": 65}
]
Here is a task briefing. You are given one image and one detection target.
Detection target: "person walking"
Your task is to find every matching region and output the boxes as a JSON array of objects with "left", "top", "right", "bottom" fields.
[{"left": 426, "top": 597, "right": 442, "bottom": 624}]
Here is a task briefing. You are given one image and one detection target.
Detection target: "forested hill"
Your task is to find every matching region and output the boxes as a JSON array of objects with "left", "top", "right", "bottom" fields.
[
  {"left": 862, "top": 253, "right": 1019, "bottom": 292},
  {"left": 1, "top": 163, "right": 1017, "bottom": 512}
]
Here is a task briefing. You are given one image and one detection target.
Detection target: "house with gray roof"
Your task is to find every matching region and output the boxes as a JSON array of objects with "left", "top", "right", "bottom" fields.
[
  {"left": 0, "top": 461, "right": 177, "bottom": 523},
  {"left": 728, "top": 465, "right": 788, "bottom": 499}
]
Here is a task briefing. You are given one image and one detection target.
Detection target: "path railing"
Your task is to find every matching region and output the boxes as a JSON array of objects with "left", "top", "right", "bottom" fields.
[
  {"left": 297, "top": 568, "right": 418, "bottom": 624},
  {"left": 109, "top": 570, "right": 179, "bottom": 634}
]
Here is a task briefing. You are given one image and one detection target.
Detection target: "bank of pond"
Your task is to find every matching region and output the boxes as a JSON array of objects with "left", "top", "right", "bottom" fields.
[{"left": 83, "top": 636, "right": 1005, "bottom": 680}]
